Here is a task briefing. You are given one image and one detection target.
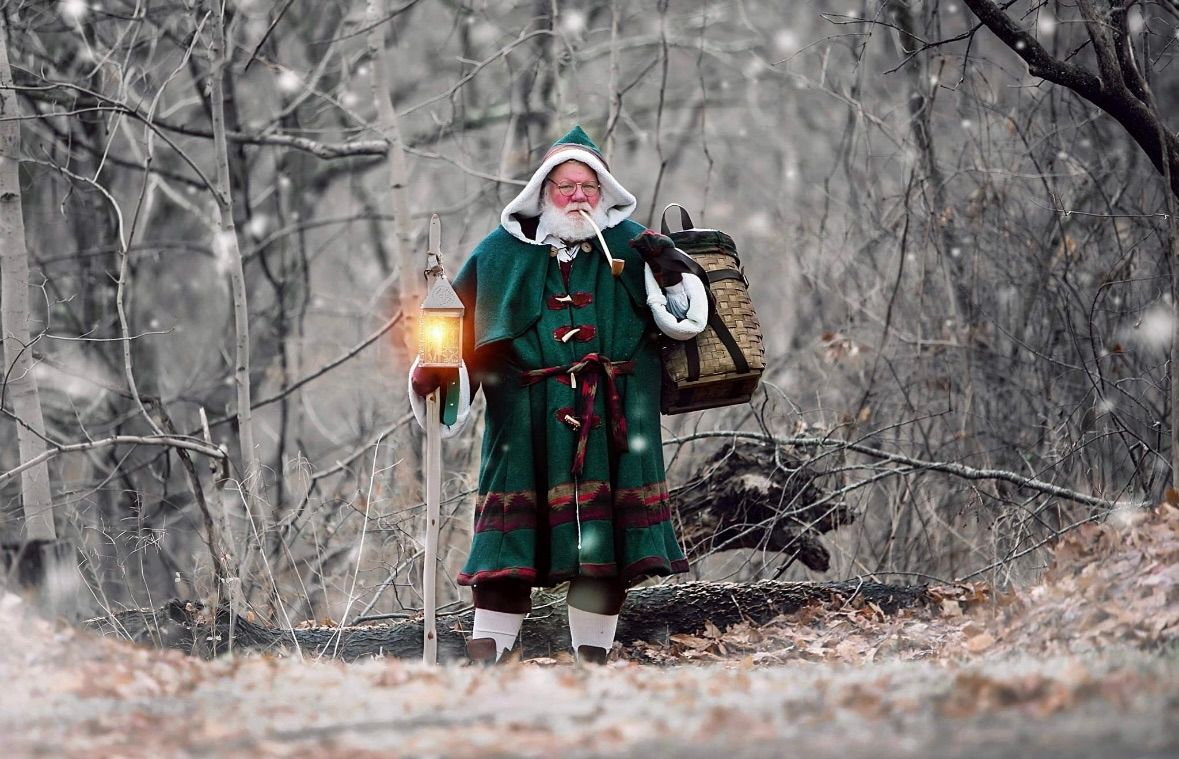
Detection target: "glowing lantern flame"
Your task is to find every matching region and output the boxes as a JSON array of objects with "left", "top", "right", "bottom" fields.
[{"left": 418, "top": 276, "right": 464, "bottom": 368}]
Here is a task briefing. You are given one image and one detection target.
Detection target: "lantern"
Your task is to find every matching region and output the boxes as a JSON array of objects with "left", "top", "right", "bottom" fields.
[
  {"left": 418, "top": 212, "right": 464, "bottom": 369},
  {"left": 417, "top": 275, "right": 464, "bottom": 368}
]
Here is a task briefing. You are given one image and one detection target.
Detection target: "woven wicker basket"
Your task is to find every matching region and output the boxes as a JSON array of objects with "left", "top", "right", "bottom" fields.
[{"left": 659, "top": 205, "right": 764, "bottom": 414}]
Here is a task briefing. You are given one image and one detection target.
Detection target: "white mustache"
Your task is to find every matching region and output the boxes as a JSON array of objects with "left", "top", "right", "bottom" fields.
[{"left": 565, "top": 202, "right": 593, "bottom": 213}]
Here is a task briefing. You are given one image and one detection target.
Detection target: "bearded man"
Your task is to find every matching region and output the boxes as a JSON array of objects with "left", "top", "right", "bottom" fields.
[{"left": 409, "top": 126, "right": 707, "bottom": 664}]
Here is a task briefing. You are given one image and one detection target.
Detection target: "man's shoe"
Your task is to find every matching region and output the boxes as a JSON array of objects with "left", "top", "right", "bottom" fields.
[
  {"left": 466, "top": 638, "right": 499, "bottom": 666},
  {"left": 576, "top": 645, "right": 609, "bottom": 665}
]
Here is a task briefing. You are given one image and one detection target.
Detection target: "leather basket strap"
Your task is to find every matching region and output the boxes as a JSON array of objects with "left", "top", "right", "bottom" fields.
[
  {"left": 707, "top": 268, "right": 747, "bottom": 286},
  {"left": 708, "top": 313, "right": 751, "bottom": 375},
  {"left": 660, "top": 203, "right": 695, "bottom": 236}
]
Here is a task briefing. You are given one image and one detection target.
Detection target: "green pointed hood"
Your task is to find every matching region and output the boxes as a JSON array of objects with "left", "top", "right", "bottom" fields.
[{"left": 500, "top": 124, "right": 637, "bottom": 243}]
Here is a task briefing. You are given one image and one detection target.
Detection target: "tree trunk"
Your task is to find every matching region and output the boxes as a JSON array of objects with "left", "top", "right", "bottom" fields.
[
  {"left": 0, "top": 13, "right": 54, "bottom": 542},
  {"left": 204, "top": 1, "right": 262, "bottom": 521},
  {"left": 89, "top": 579, "right": 927, "bottom": 662},
  {"left": 365, "top": 0, "right": 424, "bottom": 526},
  {"left": 365, "top": 0, "right": 415, "bottom": 330}
]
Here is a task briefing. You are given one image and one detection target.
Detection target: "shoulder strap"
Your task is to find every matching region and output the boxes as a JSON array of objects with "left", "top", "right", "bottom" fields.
[{"left": 708, "top": 313, "right": 751, "bottom": 375}]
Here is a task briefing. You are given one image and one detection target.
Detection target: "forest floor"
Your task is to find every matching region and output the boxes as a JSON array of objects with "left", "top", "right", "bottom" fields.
[{"left": 3, "top": 506, "right": 1179, "bottom": 758}]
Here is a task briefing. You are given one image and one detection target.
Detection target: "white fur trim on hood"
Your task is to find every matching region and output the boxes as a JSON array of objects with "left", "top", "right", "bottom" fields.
[{"left": 499, "top": 146, "right": 637, "bottom": 243}]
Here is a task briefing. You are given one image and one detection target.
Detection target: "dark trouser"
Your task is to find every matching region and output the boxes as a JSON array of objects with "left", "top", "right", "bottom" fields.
[{"left": 473, "top": 576, "right": 627, "bottom": 615}]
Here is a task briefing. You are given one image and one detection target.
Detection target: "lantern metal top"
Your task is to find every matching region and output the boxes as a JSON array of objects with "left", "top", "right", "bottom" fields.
[{"left": 421, "top": 275, "right": 464, "bottom": 312}]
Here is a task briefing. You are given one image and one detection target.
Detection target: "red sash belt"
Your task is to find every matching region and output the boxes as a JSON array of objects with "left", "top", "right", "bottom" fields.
[{"left": 521, "top": 352, "right": 635, "bottom": 476}]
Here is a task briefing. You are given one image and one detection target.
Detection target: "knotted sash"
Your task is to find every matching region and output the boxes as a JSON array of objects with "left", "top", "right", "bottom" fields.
[{"left": 520, "top": 352, "right": 634, "bottom": 476}]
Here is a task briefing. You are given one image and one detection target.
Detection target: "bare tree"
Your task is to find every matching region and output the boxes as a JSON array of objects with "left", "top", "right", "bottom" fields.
[
  {"left": 948, "top": 1, "right": 1179, "bottom": 484},
  {"left": 0, "top": 11, "right": 54, "bottom": 543}
]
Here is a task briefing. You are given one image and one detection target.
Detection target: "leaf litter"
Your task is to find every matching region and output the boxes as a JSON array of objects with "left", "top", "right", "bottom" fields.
[{"left": 4, "top": 505, "right": 1179, "bottom": 757}]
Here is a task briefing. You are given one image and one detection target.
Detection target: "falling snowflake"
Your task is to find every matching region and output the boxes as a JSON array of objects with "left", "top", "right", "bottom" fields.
[
  {"left": 341, "top": 90, "right": 361, "bottom": 109},
  {"left": 277, "top": 69, "right": 302, "bottom": 94},
  {"left": 1037, "top": 14, "right": 1057, "bottom": 36},
  {"left": 1137, "top": 307, "right": 1174, "bottom": 349},
  {"left": 743, "top": 58, "right": 765, "bottom": 79},
  {"left": 244, "top": 214, "right": 270, "bottom": 240},
  {"left": 58, "top": 0, "right": 87, "bottom": 20},
  {"left": 1096, "top": 397, "right": 1116, "bottom": 415},
  {"left": 950, "top": 247, "right": 961, "bottom": 258},
  {"left": 629, "top": 434, "right": 648, "bottom": 454},
  {"left": 559, "top": 9, "right": 586, "bottom": 36},
  {"left": 469, "top": 20, "right": 500, "bottom": 47},
  {"left": 213, "top": 230, "right": 237, "bottom": 276},
  {"left": 747, "top": 212, "right": 772, "bottom": 236},
  {"left": 961, "top": 119, "right": 973, "bottom": 129},
  {"left": 1014, "top": 40, "right": 1027, "bottom": 51},
  {"left": 774, "top": 29, "right": 800, "bottom": 57}
]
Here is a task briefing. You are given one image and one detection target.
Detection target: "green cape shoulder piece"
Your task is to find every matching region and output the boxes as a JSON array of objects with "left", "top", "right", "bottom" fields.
[{"left": 454, "top": 218, "right": 648, "bottom": 351}]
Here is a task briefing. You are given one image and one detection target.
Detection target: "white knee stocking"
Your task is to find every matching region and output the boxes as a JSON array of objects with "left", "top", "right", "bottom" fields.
[
  {"left": 471, "top": 609, "right": 525, "bottom": 661},
  {"left": 567, "top": 605, "right": 619, "bottom": 656}
]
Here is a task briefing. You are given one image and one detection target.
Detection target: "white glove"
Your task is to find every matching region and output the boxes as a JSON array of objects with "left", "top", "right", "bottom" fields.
[
  {"left": 643, "top": 263, "right": 708, "bottom": 340},
  {"left": 407, "top": 357, "right": 473, "bottom": 439}
]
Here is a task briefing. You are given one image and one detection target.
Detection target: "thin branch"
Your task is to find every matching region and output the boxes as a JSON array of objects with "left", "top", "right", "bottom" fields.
[
  {"left": 0, "top": 434, "right": 227, "bottom": 487},
  {"left": 663, "top": 431, "right": 1121, "bottom": 510},
  {"left": 23, "top": 158, "right": 165, "bottom": 438},
  {"left": 200, "top": 310, "right": 404, "bottom": 431},
  {"left": 242, "top": 0, "right": 298, "bottom": 72}
]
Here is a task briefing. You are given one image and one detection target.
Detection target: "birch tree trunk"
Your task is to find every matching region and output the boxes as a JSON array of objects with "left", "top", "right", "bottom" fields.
[
  {"left": 365, "top": 0, "right": 414, "bottom": 314},
  {"left": 202, "top": 2, "right": 265, "bottom": 585},
  {"left": 365, "top": 0, "right": 422, "bottom": 522},
  {"left": 0, "top": 13, "right": 55, "bottom": 541}
]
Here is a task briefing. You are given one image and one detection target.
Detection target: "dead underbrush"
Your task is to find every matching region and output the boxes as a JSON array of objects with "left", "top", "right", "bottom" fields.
[{"left": 3, "top": 505, "right": 1178, "bottom": 758}]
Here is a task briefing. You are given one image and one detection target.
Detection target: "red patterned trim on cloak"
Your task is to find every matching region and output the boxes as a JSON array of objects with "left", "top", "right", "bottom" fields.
[
  {"left": 456, "top": 566, "right": 537, "bottom": 586},
  {"left": 458, "top": 556, "right": 689, "bottom": 588},
  {"left": 468, "top": 481, "right": 674, "bottom": 532},
  {"left": 471, "top": 490, "right": 538, "bottom": 534},
  {"left": 624, "top": 555, "right": 691, "bottom": 578}
]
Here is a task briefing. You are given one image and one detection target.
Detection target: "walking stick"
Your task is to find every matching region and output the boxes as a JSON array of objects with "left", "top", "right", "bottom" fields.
[
  {"left": 423, "top": 387, "right": 441, "bottom": 664},
  {"left": 418, "top": 214, "right": 464, "bottom": 664}
]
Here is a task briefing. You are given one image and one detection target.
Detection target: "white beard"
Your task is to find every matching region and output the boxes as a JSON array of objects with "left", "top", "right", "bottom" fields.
[{"left": 538, "top": 198, "right": 610, "bottom": 243}]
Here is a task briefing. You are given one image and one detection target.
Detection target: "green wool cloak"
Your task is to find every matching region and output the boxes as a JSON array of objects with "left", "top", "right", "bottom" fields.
[{"left": 453, "top": 217, "right": 689, "bottom": 588}]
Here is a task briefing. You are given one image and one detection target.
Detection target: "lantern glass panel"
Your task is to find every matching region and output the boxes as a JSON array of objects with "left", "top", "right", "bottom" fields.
[{"left": 419, "top": 312, "right": 462, "bottom": 367}]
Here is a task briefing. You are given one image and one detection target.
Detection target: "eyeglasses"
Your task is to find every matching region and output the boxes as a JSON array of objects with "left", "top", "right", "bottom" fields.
[{"left": 548, "top": 179, "right": 600, "bottom": 197}]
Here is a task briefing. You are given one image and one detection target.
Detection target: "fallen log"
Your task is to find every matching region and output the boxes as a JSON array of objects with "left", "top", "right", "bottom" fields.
[
  {"left": 88, "top": 579, "right": 926, "bottom": 662},
  {"left": 672, "top": 442, "right": 851, "bottom": 571}
]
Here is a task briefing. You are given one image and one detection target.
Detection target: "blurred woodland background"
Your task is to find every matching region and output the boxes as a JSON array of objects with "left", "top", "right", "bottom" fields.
[{"left": 1, "top": 0, "right": 1178, "bottom": 626}]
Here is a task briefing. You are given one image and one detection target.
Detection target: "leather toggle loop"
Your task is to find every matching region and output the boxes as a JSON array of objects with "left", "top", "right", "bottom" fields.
[
  {"left": 553, "top": 325, "right": 597, "bottom": 343},
  {"left": 546, "top": 292, "right": 594, "bottom": 310}
]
